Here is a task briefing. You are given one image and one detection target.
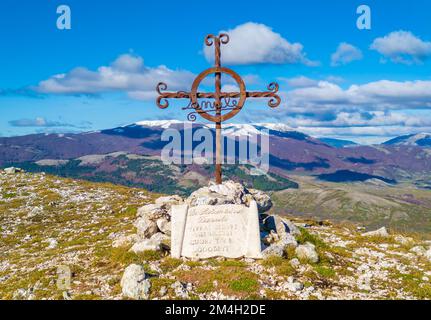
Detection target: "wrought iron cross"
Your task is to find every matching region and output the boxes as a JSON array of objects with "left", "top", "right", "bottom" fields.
[{"left": 156, "top": 33, "right": 281, "bottom": 184}]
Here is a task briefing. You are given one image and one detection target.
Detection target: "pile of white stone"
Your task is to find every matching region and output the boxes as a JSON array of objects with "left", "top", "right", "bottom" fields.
[
  {"left": 113, "top": 180, "right": 317, "bottom": 260},
  {"left": 112, "top": 195, "right": 181, "bottom": 253},
  {"left": 117, "top": 180, "right": 322, "bottom": 300}
]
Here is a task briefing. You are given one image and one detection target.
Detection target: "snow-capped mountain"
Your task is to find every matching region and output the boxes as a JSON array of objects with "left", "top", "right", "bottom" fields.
[
  {"left": 135, "top": 120, "right": 296, "bottom": 137},
  {"left": 383, "top": 133, "right": 431, "bottom": 147},
  {"left": 135, "top": 120, "right": 186, "bottom": 129},
  {"left": 2, "top": 120, "right": 431, "bottom": 185}
]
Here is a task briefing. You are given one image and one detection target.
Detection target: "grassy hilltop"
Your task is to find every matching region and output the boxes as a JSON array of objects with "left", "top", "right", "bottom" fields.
[{"left": 1, "top": 171, "right": 431, "bottom": 300}]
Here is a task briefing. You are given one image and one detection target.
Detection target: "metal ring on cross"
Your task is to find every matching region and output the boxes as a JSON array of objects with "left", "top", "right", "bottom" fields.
[{"left": 190, "top": 67, "right": 246, "bottom": 123}]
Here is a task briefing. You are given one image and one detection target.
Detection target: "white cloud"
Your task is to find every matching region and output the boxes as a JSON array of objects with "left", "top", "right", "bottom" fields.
[
  {"left": 35, "top": 54, "right": 195, "bottom": 100},
  {"left": 204, "top": 22, "right": 318, "bottom": 66},
  {"left": 280, "top": 76, "right": 318, "bottom": 88},
  {"left": 331, "top": 42, "right": 363, "bottom": 66},
  {"left": 257, "top": 109, "right": 431, "bottom": 144},
  {"left": 286, "top": 111, "right": 431, "bottom": 129},
  {"left": 370, "top": 30, "right": 431, "bottom": 64},
  {"left": 248, "top": 79, "right": 431, "bottom": 144},
  {"left": 286, "top": 80, "right": 431, "bottom": 110},
  {"left": 8, "top": 117, "right": 90, "bottom": 128},
  {"left": 221, "top": 84, "right": 240, "bottom": 92}
]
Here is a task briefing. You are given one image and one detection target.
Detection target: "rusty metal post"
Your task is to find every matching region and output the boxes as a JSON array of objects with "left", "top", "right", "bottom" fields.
[
  {"left": 214, "top": 36, "right": 222, "bottom": 184},
  {"left": 215, "top": 121, "right": 222, "bottom": 184}
]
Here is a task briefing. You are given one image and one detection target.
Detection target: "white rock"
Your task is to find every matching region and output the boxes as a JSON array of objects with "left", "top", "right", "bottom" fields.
[
  {"left": 262, "top": 230, "right": 279, "bottom": 245},
  {"left": 27, "top": 206, "right": 43, "bottom": 218},
  {"left": 279, "top": 218, "right": 301, "bottom": 236},
  {"left": 425, "top": 248, "right": 431, "bottom": 262},
  {"left": 290, "top": 258, "right": 301, "bottom": 269},
  {"left": 46, "top": 238, "right": 58, "bottom": 249},
  {"left": 171, "top": 281, "right": 188, "bottom": 299},
  {"left": 186, "top": 180, "right": 273, "bottom": 214},
  {"left": 410, "top": 246, "right": 426, "bottom": 256},
  {"left": 394, "top": 235, "right": 414, "bottom": 246},
  {"left": 13, "top": 288, "right": 34, "bottom": 300},
  {"left": 150, "top": 232, "right": 170, "bottom": 249},
  {"left": 295, "top": 242, "right": 319, "bottom": 263},
  {"left": 262, "top": 215, "right": 299, "bottom": 242},
  {"left": 150, "top": 232, "right": 170, "bottom": 242},
  {"left": 283, "top": 281, "right": 304, "bottom": 292},
  {"left": 156, "top": 217, "right": 171, "bottom": 236},
  {"left": 159, "top": 286, "right": 168, "bottom": 296},
  {"left": 129, "top": 239, "right": 161, "bottom": 253},
  {"left": 137, "top": 204, "right": 166, "bottom": 220},
  {"left": 187, "top": 180, "right": 245, "bottom": 207},
  {"left": 155, "top": 195, "right": 183, "bottom": 207},
  {"left": 262, "top": 243, "right": 285, "bottom": 258},
  {"left": 247, "top": 188, "right": 272, "bottom": 212},
  {"left": 120, "top": 264, "right": 151, "bottom": 300},
  {"left": 362, "top": 227, "right": 389, "bottom": 238},
  {"left": 112, "top": 234, "right": 140, "bottom": 248},
  {"left": 357, "top": 272, "right": 372, "bottom": 291},
  {"left": 134, "top": 216, "right": 158, "bottom": 238},
  {"left": 208, "top": 180, "right": 245, "bottom": 200},
  {"left": 280, "top": 234, "right": 298, "bottom": 248}
]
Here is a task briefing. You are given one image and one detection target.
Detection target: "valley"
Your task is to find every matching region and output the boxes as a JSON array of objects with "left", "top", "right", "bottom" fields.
[{"left": 271, "top": 175, "right": 431, "bottom": 236}]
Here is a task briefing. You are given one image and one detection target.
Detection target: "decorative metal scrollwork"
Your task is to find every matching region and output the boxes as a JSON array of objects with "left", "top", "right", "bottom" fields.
[{"left": 155, "top": 34, "right": 281, "bottom": 122}]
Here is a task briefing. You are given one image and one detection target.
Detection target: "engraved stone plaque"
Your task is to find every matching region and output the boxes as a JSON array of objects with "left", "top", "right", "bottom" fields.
[{"left": 171, "top": 201, "right": 262, "bottom": 259}]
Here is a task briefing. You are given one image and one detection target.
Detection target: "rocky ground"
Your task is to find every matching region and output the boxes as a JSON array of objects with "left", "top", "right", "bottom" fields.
[
  {"left": 0, "top": 169, "right": 156, "bottom": 299},
  {"left": 1, "top": 169, "right": 431, "bottom": 300}
]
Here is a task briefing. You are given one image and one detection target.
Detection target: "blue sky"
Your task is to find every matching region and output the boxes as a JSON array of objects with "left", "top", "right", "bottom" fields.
[{"left": 0, "top": 0, "right": 430, "bottom": 144}]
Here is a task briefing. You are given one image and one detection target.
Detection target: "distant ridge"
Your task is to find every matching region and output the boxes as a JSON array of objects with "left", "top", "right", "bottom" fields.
[
  {"left": 2, "top": 120, "right": 431, "bottom": 188},
  {"left": 319, "top": 138, "right": 358, "bottom": 148},
  {"left": 383, "top": 133, "right": 431, "bottom": 147}
]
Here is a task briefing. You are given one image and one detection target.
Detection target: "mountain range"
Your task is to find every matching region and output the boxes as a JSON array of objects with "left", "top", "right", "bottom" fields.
[{"left": 1, "top": 121, "right": 431, "bottom": 193}]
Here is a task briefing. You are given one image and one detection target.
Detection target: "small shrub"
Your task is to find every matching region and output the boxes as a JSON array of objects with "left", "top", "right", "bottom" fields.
[
  {"left": 149, "top": 278, "right": 176, "bottom": 298},
  {"left": 229, "top": 277, "right": 259, "bottom": 292},
  {"left": 219, "top": 260, "right": 247, "bottom": 268},
  {"left": 285, "top": 245, "right": 297, "bottom": 259},
  {"left": 314, "top": 265, "right": 336, "bottom": 278},
  {"left": 296, "top": 228, "right": 327, "bottom": 249},
  {"left": 140, "top": 250, "right": 164, "bottom": 261},
  {"left": 275, "top": 261, "right": 296, "bottom": 276},
  {"left": 261, "top": 255, "right": 284, "bottom": 267},
  {"left": 185, "top": 260, "right": 202, "bottom": 268},
  {"left": 195, "top": 281, "right": 215, "bottom": 294},
  {"left": 159, "top": 257, "right": 182, "bottom": 273}
]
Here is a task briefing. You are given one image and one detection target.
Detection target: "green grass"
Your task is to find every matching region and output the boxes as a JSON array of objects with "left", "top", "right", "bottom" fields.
[
  {"left": 174, "top": 265, "right": 259, "bottom": 298},
  {"left": 389, "top": 269, "right": 431, "bottom": 300},
  {"left": 149, "top": 278, "right": 176, "bottom": 299},
  {"left": 314, "top": 265, "right": 336, "bottom": 278},
  {"left": 230, "top": 277, "right": 259, "bottom": 292},
  {"left": 296, "top": 228, "right": 327, "bottom": 249},
  {"left": 218, "top": 259, "right": 247, "bottom": 268},
  {"left": 275, "top": 261, "right": 296, "bottom": 276},
  {"left": 261, "top": 256, "right": 284, "bottom": 267},
  {"left": 159, "top": 257, "right": 183, "bottom": 273}
]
